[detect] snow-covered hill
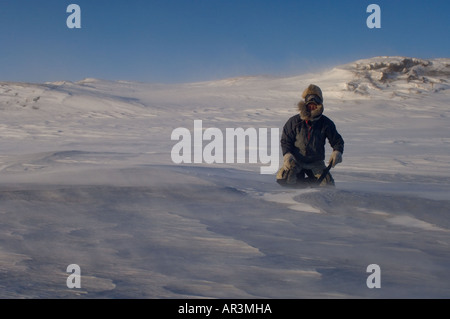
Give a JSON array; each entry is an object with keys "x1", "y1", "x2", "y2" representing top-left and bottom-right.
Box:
[{"x1": 0, "y1": 56, "x2": 449, "y2": 298}]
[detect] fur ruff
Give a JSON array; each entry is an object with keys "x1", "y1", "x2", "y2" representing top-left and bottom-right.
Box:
[
  {"x1": 298, "y1": 100, "x2": 324, "y2": 121},
  {"x1": 302, "y1": 84, "x2": 323, "y2": 101},
  {"x1": 299, "y1": 84, "x2": 324, "y2": 121}
]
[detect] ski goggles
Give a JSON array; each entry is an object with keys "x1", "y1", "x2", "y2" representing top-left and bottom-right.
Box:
[{"x1": 305, "y1": 94, "x2": 323, "y2": 105}]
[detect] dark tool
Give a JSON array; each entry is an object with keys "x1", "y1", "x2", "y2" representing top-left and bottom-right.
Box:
[{"x1": 316, "y1": 162, "x2": 333, "y2": 185}]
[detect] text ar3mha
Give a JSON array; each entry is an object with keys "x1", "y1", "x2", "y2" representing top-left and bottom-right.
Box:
[{"x1": 178, "y1": 303, "x2": 272, "y2": 316}]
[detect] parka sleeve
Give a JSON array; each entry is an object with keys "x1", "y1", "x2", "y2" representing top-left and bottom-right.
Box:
[
  {"x1": 326, "y1": 119, "x2": 344, "y2": 154},
  {"x1": 280, "y1": 116, "x2": 298, "y2": 156}
]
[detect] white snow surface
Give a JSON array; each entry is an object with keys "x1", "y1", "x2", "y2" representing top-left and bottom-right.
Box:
[{"x1": 0, "y1": 56, "x2": 449, "y2": 298}]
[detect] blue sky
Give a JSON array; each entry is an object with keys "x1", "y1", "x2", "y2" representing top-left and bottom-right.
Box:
[{"x1": 0, "y1": 0, "x2": 449, "y2": 83}]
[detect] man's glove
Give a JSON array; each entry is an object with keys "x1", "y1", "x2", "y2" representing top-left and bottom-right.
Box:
[
  {"x1": 328, "y1": 150, "x2": 342, "y2": 168},
  {"x1": 283, "y1": 153, "x2": 296, "y2": 170}
]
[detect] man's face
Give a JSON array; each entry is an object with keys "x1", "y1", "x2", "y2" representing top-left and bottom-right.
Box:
[{"x1": 307, "y1": 102, "x2": 318, "y2": 112}]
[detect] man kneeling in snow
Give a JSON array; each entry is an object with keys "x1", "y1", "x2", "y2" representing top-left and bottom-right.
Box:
[{"x1": 277, "y1": 84, "x2": 344, "y2": 187}]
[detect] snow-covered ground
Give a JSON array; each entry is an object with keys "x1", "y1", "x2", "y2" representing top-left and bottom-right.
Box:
[{"x1": 0, "y1": 56, "x2": 449, "y2": 298}]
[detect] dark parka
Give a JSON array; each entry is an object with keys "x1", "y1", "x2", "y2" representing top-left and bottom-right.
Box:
[{"x1": 281, "y1": 114, "x2": 344, "y2": 164}]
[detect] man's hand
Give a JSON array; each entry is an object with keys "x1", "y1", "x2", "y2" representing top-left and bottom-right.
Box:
[
  {"x1": 328, "y1": 150, "x2": 342, "y2": 168},
  {"x1": 283, "y1": 153, "x2": 296, "y2": 170}
]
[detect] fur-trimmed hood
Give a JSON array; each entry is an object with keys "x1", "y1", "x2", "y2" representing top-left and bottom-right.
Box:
[
  {"x1": 298, "y1": 101, "x2": 324, "y2": 121},
  {"x1": 298, "y1": 84, "x2": 324, "y2": 121}
]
